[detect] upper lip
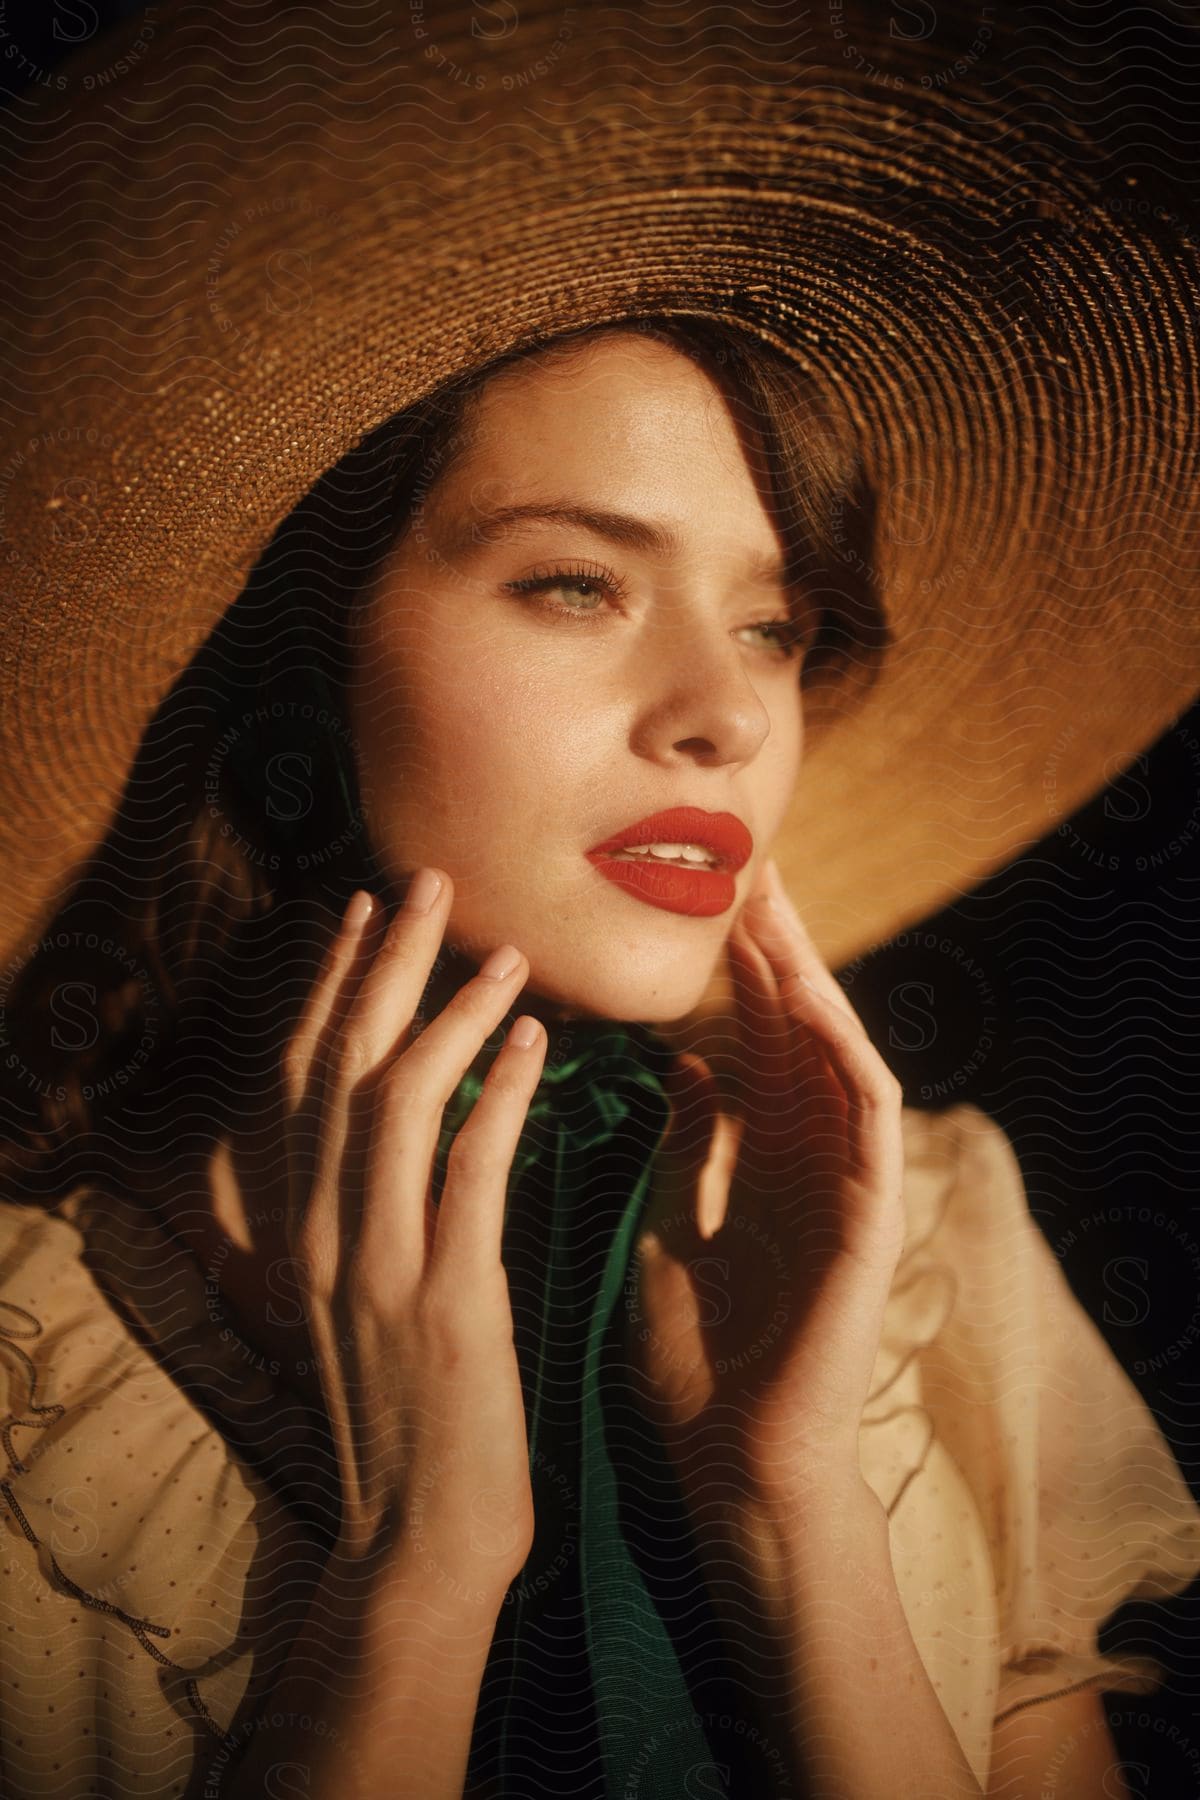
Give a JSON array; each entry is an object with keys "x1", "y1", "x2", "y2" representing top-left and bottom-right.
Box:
[{"x1": 586, "y1": 806, "x2": 754, "y2": 873}]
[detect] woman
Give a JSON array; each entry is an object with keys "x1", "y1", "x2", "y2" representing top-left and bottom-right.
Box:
[
  {"x1": 3, "y1": 312, "x2": 905, "y2": 1799},
  {"x1": 1, "y1": 5, "x2": 1200, "y2": 1799}
]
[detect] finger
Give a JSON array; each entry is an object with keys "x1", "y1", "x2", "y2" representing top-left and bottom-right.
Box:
[
  {"x1": 749, "y1": 858, "x2": 857, "y2": 1021},
  {"x1": 282, "y1": 892, "x2": 383, "y2": 1244},
  {"x1": 741, "y1": 890, "x2": 865, "y2": 1052},
  {"x1": 355, "y1": 944, "x2": 533, "y2": 1282},
  {"x1": 645, "y1": 1052, "x2": 730, "y2": 1241},
  {"x1": 726, "y1": 920, "x2": 844, "y2": 1210},
  {"x1": 726, "y1": 917, "x2": 830, "y2": 1112},
  {"x1": 736, "y1": 896, "x2": 867, "y2": 1123},
  {"x1": 323, "y1": 866, "x2": 453, "y2": 1096},
  {"x1": 773, "y1": 975, "x2": 903, "y2": 1191},
  {"x1": 427, "y1": 1013, "x2": 548, "y2": 1286},
  {"x1": 294, "y1": 878, "x2": 448, "y2": 1268},
  {"x1": 723, "y1": 915, "x2": 794, "y2": 1108},
  {"x1": 737, "y1": 901, "x2": 904, "y2": 1265},
  {"x1": 281, "y1": 888, "x2": 377, "y2": 1115}
]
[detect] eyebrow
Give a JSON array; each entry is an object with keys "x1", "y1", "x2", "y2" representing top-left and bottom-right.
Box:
[{"x1": 439, "y1": 500, "x2": 790, "y2": 586}]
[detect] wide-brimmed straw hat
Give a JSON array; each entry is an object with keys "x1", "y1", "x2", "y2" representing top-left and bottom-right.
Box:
[{"x1": 1, "y1": 0, "x2": 1198, "y2": 978}]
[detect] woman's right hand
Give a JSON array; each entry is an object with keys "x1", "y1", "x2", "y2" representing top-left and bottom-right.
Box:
[{"x1": 278, "y1": 871, "x2": 546, "y2": 1597}]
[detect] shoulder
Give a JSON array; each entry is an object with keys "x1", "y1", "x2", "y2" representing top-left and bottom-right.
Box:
[
  {"x1": 897, "y1": 1098, "x2": 1025, "y2": 1244},
  {"x1": 0, "y1": 1189, "x2": 324, "y2": 1797},
  {"x1": 885, "y1": 1106, "x2": 1200, "y2": 1733},
  {"x1": 0, "y1": 1191, "x2": 93, "y2": 1317},
  {"x1": 861, "y1": 1101, "x2": 1200, "y2": 1789},
  {"x1": 894, "y1": 1100, "x2": 1059, "y2": 1350}
]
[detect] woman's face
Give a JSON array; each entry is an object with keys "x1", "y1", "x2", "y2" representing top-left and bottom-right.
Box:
[{"x1": 347, "y1": 330, "x2": 811, "y2": 1025}]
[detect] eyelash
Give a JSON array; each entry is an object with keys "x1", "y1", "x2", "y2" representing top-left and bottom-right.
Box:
[{"x1": 503, "y1": 561, "x2": 813, "y2": 660}]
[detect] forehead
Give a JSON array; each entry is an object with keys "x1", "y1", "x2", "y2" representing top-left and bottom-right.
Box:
[
  {"x1": 438, "y1": 333, "x2": 778, "y2": 531},
  {"x1": 469, "y1": 332, "x2": 744, "y2": 443}
]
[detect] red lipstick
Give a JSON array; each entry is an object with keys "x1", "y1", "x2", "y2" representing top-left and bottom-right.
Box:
[{"x1": 585, "y1": 806, "x2": 753, "y2": 918}]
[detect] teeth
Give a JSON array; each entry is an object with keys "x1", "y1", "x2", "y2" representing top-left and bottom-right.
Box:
[{"x1": 610, "y1": 841, "x2": 720, "y2": 868}]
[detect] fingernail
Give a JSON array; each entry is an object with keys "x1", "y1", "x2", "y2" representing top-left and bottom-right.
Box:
[
  {"x1": 509, "y1": 1015, "x2": 542, "y2": 1048},
  {"x1": 405, "y1": 867, "x2": 443, "y2": 914},
  {"x1": 478, "y1": 943, "x2": 522, "y2": 981},
  {"x1": 345, "y1": 889, "x2": 374, "y2": 932}
]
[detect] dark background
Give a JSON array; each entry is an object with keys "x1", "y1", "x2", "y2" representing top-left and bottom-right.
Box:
[{"x1": 3, "y1": 1, "x2": 1198, "y2": 1791}]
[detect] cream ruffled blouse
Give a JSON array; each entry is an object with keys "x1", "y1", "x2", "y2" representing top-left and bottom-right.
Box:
[{"x1": 2, "y1": 1102, "x2": 1199, "y2": 1798}]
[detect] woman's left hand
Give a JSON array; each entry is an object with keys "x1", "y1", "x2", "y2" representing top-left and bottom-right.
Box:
[{"x1": 625, "y1": 856, "x2": 908, "y2": 1516}]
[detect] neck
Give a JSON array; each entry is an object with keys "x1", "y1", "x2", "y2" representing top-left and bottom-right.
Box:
[{"x1": 417, "y1": 936, "x2": 677, "y2": 1089}]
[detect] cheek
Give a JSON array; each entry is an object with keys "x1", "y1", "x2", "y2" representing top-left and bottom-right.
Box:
[
  {"x1": 788, "y1": 694, "x2": 805, "y2": 779},
  {"x1": 767, "y1": 687, "x2": 804, "y2": 778},
  {"x1": 752, "y1": 692, "x2": 804, "y2": 833},
  {"x1": 362, "y1": 619, "x2": 585, "y2": 814}
]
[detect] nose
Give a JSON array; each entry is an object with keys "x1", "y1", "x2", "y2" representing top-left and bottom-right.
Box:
[{"x1": 628, "y1": 605, "x2": 772, "y2": 768}]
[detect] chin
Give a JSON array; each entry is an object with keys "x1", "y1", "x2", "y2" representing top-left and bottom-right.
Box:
[{"x1": 522, "y1": 953, "x2": 722, "y2": 1032}]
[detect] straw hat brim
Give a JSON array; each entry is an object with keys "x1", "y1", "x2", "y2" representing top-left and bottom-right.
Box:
[{"x1": 1, "y1": 0, "x2": 1198, "y2": 975}]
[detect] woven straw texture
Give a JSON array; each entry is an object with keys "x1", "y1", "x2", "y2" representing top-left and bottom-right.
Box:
[{"x1": 0, "y1": 0, "x2": 1198, "y2": 968}]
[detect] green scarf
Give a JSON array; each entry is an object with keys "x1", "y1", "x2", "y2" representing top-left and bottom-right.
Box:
[{"x1": 433, "y1": 1019, "x2": 727, "y2": 1800}]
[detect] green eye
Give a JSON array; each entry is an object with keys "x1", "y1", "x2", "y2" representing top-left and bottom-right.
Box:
[
  {"x1": 508, "y1": 574, "x2": 611, "y2": 611},
  {"x1": 505, "y1": 566, "x2": 815, "y2": 660},
  {"x1": 504, "y1": 560, "x2": 625, "y2": 617},
  {"x1": 743, "y1": 618, "x2": 811, "y2": 658}
]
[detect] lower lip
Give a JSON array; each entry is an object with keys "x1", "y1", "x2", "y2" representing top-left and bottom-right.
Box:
[{"x1": 585, "y1": 853, "x2": 737, "y2": 917}]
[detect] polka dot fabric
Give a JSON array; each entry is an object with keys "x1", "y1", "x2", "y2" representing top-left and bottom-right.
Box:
[
  {"x1": 0, "y1": 1104, "x2": 1198, "y2": 1795},
  {"x1": 0, "y1": 1192, "x2": 329, "y2": 1799},
  {"x1": 868, "y1": 1106, "x2": 1200, "y2": 1787}
]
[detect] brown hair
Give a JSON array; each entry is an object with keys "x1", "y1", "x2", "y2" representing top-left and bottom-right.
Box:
[{"x1": 0, "y1": 314, "x2": 888, "y2": 1205}]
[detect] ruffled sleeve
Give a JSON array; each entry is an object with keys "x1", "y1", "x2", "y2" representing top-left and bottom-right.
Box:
[
  {"x1": 0, "y1": 1191, "x2": 328, "y2": 1800},
  {"x1": 861, "y1": 1102, "x2": 1200, "y2": 1786}
]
